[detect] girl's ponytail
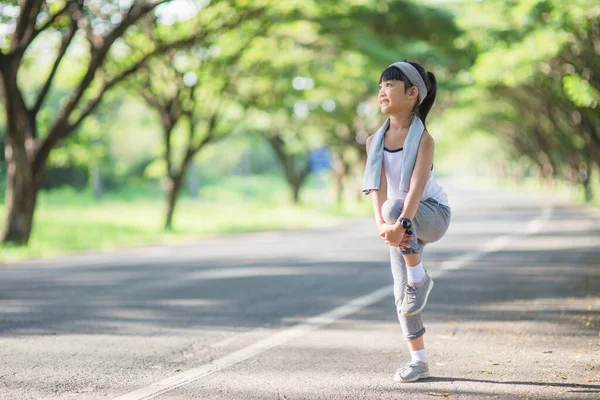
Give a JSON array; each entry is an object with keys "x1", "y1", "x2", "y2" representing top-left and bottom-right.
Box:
[{"x1": 417, "y1": 70, "x2": 437, "y2": 126}]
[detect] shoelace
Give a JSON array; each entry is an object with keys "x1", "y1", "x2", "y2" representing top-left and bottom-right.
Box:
[
  {"x1": 404, "y1": 283, "x2": 417, "y2": 301},
  {"x1": 400, "y1": 362, "x2": 422, "y2": 373}
]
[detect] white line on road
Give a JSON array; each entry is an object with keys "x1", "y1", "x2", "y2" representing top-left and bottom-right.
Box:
[
  {"x1": 433, "y1": 207, "x2": 552, "y2": 277},
  {"x1": 113, "y1": 207, "x2": 553, "y2": 400},
  {"x1": 114, "y1": 287, "x2": 391, "y2": 400}
]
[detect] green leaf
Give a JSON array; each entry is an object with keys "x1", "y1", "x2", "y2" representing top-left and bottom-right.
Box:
[{"x1": 563, "y1": 74, "x2": 600, "y2": 108}]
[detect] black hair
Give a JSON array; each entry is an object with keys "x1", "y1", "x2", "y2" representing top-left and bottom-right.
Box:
[{"x1": 379, "y1": 61, "x2": 437, "y2": 126}]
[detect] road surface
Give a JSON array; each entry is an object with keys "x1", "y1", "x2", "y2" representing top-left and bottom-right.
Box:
[{"x1": 0, "y1": 186, "x2": 598, "y2": 399}]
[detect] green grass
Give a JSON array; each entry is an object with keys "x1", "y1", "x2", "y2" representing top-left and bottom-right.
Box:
[
  {"x1": 0, "y1": 174, "x2": 371, "y2": 262},
  {"x1": 3, "y1": 171, "x2": 597, "y2": 262}
]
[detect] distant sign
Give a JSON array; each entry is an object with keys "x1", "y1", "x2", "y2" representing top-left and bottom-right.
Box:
[{"x1": 309, "y1": 147, "x2": 332, "y2": 172}]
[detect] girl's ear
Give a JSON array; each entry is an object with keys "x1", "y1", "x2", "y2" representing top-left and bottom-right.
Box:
[{"x1": 409, "y1": 86, "x2": 419, "y2": 99}]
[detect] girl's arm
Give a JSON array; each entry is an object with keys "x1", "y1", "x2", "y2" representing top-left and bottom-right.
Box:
[
  {"x1": 366, "y1": 135, "x2": 388, "y2": 231},
  {"x1": 398, "y1": 131, "x2": 435, "y2": 222},
  {"x1": 381, "y1": 131, "x2": 434, "y2": 245}
]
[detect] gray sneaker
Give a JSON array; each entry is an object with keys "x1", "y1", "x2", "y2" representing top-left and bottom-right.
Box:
[
  {"x1": 394, "y1": 361, "x2": 430, "y2": 382},
  {"x1": 400, "y1": 272, "x2": 434, "y2": 316}
]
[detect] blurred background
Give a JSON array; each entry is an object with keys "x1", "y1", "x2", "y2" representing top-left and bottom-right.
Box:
[{"x1": 0, "y1": 0, "x2": 598, "y2": 260}]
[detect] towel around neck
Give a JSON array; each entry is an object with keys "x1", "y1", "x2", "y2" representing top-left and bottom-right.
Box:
[{"x1": 362, "y1": 116, "x2": 425, "y2": 196}]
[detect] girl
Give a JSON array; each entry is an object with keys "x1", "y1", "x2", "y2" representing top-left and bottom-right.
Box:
[{"x1": 362, "y1": 61, "x2": 451, "y2": 382}]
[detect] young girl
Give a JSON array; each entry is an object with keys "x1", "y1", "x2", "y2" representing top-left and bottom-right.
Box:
[{"x1": 362, "y1": 61, "x2": 451, "y2": 382}]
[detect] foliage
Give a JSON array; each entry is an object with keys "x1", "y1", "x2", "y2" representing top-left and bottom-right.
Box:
[
  {"x1": 441, "y1": 0, "x2": 599, "y2": 200},
  {"x1": 3, "y1": 0, "x2": 599, "y2": 248}
]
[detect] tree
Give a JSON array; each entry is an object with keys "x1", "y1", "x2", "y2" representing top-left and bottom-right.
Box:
[
  {"x1": 0, "y1": 0, "x2": 269, "y2": 244},
  {"x1": 130, "y1": 5, "x2": 274, "y2": 229},
  {"x1": 450, "y1": 0, "x2": 600, "y2": 197},
  {"x1": 0, "y1": 0, "x2": 205, "y2": 244},
  {"x1": 231, "y1": 20, "x2": 326, "y2": 204},
  {"x1": 133, "y1": 57, "x2": 241, "y2": 229}
]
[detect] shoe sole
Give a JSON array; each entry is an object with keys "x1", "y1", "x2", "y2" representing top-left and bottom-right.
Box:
[
  {"x1": 394, "y1": 371, "x2": 431, "y2": 383},
  {"x1": 402, "y1": 279, "x2": 434, "y2": 317}
]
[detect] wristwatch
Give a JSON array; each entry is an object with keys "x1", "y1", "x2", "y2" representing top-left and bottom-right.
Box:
[
  {"x1": 398, "y1": 217, "x2": 412, "y2": 230},
  {"x1": 398, "y1": 217, "x2": 413, "y2": 235}
]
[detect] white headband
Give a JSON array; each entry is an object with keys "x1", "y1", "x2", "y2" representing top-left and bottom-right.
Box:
[{"x1": 388, "y1": 62, "x2": 428, "y2": 104}]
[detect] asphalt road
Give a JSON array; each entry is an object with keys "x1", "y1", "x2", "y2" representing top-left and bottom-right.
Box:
[{"x1": 0, "y1": 186, "x2": 598, "y2": 400}]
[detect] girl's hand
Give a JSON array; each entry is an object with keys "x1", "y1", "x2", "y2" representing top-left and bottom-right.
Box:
[
  {"x1": 380, "y1": 225, "x2": 406, "y2": 247},
  {"x1": 381, "y1": 225, "x2": 414, "y2": 248},
  {"x1": 376, "y1": 219, "x2": 388, "y2": 236},
  {"x1": 384, "y1": 231, "x2": 414, "y2": 248},
  {"x1": 397, "y1": 232, "x2": 413, "y2": 249}
]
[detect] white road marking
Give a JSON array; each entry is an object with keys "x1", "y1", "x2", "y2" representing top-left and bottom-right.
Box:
[
  {"x1": 113, "y1": 207, "x2": 553, "y2": 400},
  {"x1": 434, "y1": 207, "x2": 552, "y2": 277},
  {"x1": 114, "y1": 287, "x2": 391, "y2": 400}
]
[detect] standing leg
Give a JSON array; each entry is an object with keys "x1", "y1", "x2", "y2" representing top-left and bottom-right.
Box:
[
  {"x1": 381, "y1": 198, "x2": 451, "y2": 382},
  {"x1": 384, "y1": 202, "x2": 430, "y2": 382},
  {"x1": 389, "y1": 245, "x2": 430, "y2": 382}
]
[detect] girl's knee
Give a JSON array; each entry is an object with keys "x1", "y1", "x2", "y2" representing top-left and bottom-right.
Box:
[{"x1": 382, "y1": 199, "x2": 403, "y2": 224}]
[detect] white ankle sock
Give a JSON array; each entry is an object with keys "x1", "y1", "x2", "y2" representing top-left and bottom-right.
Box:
[
  {"x1": 406, "y1": 262, "x2": 425, "y2": 285},
  {"x1": 410, "y1": 349, "x2": 427, "y2": 364}
]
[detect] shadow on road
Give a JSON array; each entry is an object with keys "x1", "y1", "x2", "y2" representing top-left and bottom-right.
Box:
[
  {"x1": 423, "y1": 376, "x2": 600, "y2": 389},
  {"x1": 0, "y1": 204, "x2": 597, "y2": 340}
]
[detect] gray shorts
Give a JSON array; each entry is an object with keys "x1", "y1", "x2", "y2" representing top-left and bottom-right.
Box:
[{"x1": 382, "y1": 198, "x2": 451, "y2": 254}]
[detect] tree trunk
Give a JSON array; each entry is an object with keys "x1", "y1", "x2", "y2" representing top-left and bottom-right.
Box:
[
  {"x1": 290, "y1": 158, "x2": 312, "y2": 205},
  {"x1": 264, "y1": 136, "x2": 310, "y2": 205},
  {"x1": 2, "y1": 148, "x2": 38, "y2": 244},
  {"x1": 164, "y1": 173, "x2": 182, "y2": 231},
  {"x1": 164, "y1": 155, "x2": 193, "y2": 231},
  {"x1": 291, "y1": 179, "x2": 301, "y2": 204},
  {"x1": 1, "y1": 58, "x2": 41, "y2": 245},
  {"x1": 581, "y1": 158, "x2": 593, "y2": 203}
]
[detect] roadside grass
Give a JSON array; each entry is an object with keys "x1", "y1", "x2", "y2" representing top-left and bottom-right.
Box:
[
  {"x1": 3, "y1": 172, "x2": 594, "y2": 263},
  {"x1": 0, "y1": 174, "x2": 371, "y2": 262}
]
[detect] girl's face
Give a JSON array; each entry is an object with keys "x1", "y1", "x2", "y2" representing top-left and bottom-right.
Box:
[{"x1": 378, "y1": 79, "x2": 418, "y2": 115}]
